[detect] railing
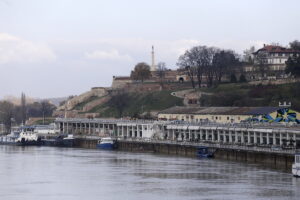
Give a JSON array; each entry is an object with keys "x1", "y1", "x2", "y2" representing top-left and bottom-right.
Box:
[
  {"x1": 118, "y1": 138, "x2": 296, "y2": 155},
  {"x1": 55, "y1": 118, "x2": 156, "y2": 124}
]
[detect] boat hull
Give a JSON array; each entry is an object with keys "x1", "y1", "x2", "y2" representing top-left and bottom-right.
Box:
[
  {"x1": 17, "y1": 138, "x2": 42, "y2": 146},
  {"x1": 96, "y1": 143, "x2": 115, "y2": 150},
  {"x1": 42, "y1": 138, "x2": 75, "y2": 147},
  {"x1": 196, "y1": 146, "x2": 213, "y2": 158},
  {"x1": 292, "y1": 164, "x2": 300, "y2": 177},
  {"x1": 0, "y1": 141, "x2": 17, "y2": 145},
  {"x1": 63, "y1": 139, "x2": 75, "y2": 147}
]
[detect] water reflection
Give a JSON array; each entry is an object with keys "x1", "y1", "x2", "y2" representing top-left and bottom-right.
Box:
[{"x1": 0, "y1": 145, "x2": 299, "y2": 200}]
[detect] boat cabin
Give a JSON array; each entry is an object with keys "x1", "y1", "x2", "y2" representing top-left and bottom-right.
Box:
[{"x1": 295, "y1": 153, "x2": 300, "y2": 165}]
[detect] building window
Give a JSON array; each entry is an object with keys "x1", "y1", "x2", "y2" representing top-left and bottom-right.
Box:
[
  {"x1": 215, "y1": 116, "x2": 218, "y2": 120},
  {"x1": 227, "y1": 117, "x2": 229, "y2": 120}
]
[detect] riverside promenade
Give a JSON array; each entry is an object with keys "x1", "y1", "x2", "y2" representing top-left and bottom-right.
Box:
[
  {"x1": 55, "y1": 118, "x2": 300, "y2": 149},
  {"x1": 55, "y1": 118, "x2": 300, "y2": 170}
]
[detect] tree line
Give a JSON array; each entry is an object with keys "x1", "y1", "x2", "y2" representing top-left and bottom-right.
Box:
[
  {"x1": 177, "y1": 46, "x2": 240, "y2": 88},
  {"x1": 128, "y1": 40, "x2": 300, "y2": 87},
  {"x1": 0, "y1": 93, "x2": 56, "y2": 133}
]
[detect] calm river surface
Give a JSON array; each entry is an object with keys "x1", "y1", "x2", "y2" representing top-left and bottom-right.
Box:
[{"x1": 0, "y1": 145, "x2": 299, "y2": 200}]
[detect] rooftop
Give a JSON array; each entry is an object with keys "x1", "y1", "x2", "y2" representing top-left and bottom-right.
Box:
[{"x1": 253, "y1": 45, "x2": 300, "y2": 54}]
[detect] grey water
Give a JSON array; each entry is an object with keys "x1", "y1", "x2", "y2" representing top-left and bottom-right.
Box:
[{"x1": 0, "y1": 146, "x2": 299, "y2": 200}]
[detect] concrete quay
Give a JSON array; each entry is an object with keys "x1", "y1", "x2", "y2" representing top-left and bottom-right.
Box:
[
  {"x1": 55, "y1": 118, "x2": 300, "y2": 170},
  {"x1": 74, "y1": 137, "x2": 294, "y2": 171},
  {"x1": 55, "y1": 118, "x2": 300, "y2": 148}
]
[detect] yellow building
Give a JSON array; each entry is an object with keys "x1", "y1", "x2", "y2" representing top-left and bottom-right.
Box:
[{"x1": 158, "y1": 106, "x2": 300, "y2": 124}]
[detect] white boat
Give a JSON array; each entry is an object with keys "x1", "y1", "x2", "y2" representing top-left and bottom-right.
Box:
[
  {"x1": 16, "y1": 126, "x2": 41, "y2": 146},
  {"x1": 292, "y1": 151, "x2": 300, "y2": 177},
  {"x1": 0, "y1": 131, "x2": 20, "y2": 145}
]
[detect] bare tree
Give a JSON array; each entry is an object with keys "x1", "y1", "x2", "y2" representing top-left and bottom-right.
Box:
[
  {"x1": 178, "y1": 46, "x2": 222, "y2": 88},
  {"x1": 213, "y1": 50, "x2": 240, "y2": 84},
  {"x1": 177, "y1": 52, "x2": 197, "y2": 88},
  {"x1": 40, "y1": 100, "x2": 56, "y2": 124},
  {"x1": 21, "y1": 92, "x2": 26, "y2": 124},
  {"x1": 156, "y1": 62, "x2": 167, "y2": 86},
  {"x1": 130, "y1": 62, "x2": 151, "y2": 82},
  {"x1": 109, "y1": 89, "x2": 130, "y2": 117},
  {"x1": 0, "y1": 101, "x2": 14, "y2": 133},
  {"x1": 202, "y1": 47, "x2": 218, "y2": 87},
  {"x1": 255, "y1": 50, "x2": 269, "y2": 78},
  {"x1": 290, "y1": 40, "x2": 300, "y2": 51},
  {"x1": 243, "y1": 46, "x2": 255, "y2": 63}
]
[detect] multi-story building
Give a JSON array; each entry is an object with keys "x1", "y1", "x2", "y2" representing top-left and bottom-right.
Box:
[
  {"x1": 158, "y1": 106, "x2": 300, "y2": 124},
  {"x1": 252, "y1": 44, "x2": 300, "y2": 73}
]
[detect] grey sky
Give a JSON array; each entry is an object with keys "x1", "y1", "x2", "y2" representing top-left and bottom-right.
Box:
[{"x1": 0, "y1": 0, "x2": 300, "y2": 98}]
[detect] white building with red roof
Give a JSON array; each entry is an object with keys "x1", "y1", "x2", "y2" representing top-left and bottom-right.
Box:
[{"x1": 253, "y1": 44, "x2": 300, "y2": 72}]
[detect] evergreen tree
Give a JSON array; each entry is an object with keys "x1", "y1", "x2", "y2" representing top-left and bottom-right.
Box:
[
  {"x1": 286, "y1": 56, "x2": 300, "y2": 77},
  {"x1": 239, "y1": 74, "x2": 247, "y2": 82},
  {"x1": 230, "y1": 74, "x2": 237, "y2": 83}
]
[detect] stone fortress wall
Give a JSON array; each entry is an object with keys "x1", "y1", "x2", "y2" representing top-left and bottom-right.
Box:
[{"x1": 57, "y1": 87, "x2": 108, "y2": 111}]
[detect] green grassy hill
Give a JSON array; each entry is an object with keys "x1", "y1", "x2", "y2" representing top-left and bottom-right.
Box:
[
  {"x1": 83, "y1": 90, "x2": 183, "y2": 118},
  {"x1": 199, "y1": 82, "x2": 300, "y2": 110}
]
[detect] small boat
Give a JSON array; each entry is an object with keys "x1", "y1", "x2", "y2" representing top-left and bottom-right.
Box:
[
  {"x1": 16, "y1": 126, "x2": 42, "y2": 146},
  {"x1": 96, "y1": 137, "x2": 116, "y2": 150},
  {"x1": 292, "y1": 151, "x2": 300, "y2": 177},
  {"x1": 42, "y1": 134, "x2": 75, "y2": 147},
  {"x1": 62, "y1": 134, "x2": 75, "y2": 147},
  {"x1": 196, "y1": 146, "x2": 213, "y2": 158}
]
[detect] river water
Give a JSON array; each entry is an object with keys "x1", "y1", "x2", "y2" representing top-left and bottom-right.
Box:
[{"x1": 0, "y1": 146, "x2": 299, "y2": 200}]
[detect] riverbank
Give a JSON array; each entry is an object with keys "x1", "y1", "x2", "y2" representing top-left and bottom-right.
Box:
[{"x1": 75, "y1": 138, "x2": 294, "y2": 172}]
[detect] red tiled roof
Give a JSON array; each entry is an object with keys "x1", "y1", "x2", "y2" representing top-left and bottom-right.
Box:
[{"x1": 254, "y1": 45, "x2": 300, "y2": 54}]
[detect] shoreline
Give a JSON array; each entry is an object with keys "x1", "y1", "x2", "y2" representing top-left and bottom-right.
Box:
[{"x1": 75, "y1": 138, "x2": 294, "y2": 173}]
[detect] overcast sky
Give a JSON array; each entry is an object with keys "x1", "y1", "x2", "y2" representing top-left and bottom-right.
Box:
[{"x1": 1, "y1": 0, "x2": 300, "y2": 99}]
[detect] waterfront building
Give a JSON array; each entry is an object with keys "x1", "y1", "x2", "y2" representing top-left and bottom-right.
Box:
[
  {"x1": 55, "y1": 118, "x2": 162, "y2": 139},
  {"x1": 158, "y1": 106, "x2": 300, "y2": 124},
  {"x1": 250, "y1": 44, "x2": 300, "y2": 76},
  {"x1": 55, "y1": 117, "x2": 300, "y2": 148}
]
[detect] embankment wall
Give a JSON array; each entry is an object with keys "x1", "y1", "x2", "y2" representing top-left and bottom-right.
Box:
[{"x1": 76, "y1": 139, "x2": 294, "y2": 171}]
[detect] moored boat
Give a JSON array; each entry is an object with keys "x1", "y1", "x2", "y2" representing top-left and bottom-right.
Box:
[
  {"x1": 62, "y1": 134, "x2": 75, "y2": 147},
  {"x1": 16, "y1": 126, "x2": 42, "y2": 146},
  {"x1": 42, "y1": 134, "x2": 76, "y2": 147},
  {"x1": 0, "y1": 131, "x2": 20, "y2": 145},
  {"x1": 292, "y1": 151, "x2": 300, "y2": 177},
  {"x1": 196, "y1": 146, "x2": 213, "y2": 158},
  {"x1": 96, "y1": 137, "x2": 116, "y2": 150}
]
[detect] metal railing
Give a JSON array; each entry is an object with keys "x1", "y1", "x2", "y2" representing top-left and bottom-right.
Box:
[{"x1": 117, "y1": 138, "x2": 296, "y2": 155}]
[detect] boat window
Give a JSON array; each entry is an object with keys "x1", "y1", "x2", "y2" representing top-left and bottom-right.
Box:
[{"x1": 296, "y1": 155, "x2": 300, "y2": 163}]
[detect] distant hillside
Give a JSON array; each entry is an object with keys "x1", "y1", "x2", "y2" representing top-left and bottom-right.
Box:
[
  {"x1": 2, "y1": 96, "x2": 67, "y2": 106},
  {"x1": 46, "y1": 97, "x2": 68, "y2": 106}
]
